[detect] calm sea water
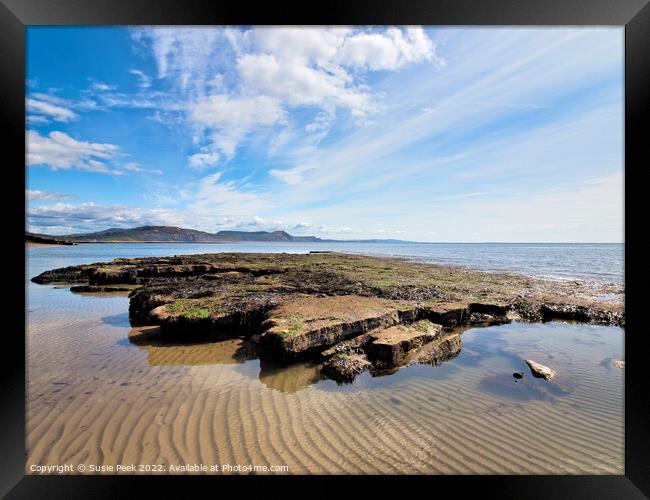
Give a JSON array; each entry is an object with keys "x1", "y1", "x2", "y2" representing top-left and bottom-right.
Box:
[{"x1": 27, "y1": 242, "x2": 623, "y2": 283}]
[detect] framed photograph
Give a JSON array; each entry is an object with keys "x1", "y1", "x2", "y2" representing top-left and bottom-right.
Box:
[{"x1": 2, "y1": 0, "x2": 648, "y2": 497}]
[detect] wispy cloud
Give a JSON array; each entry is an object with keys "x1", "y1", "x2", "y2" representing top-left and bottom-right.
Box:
[
  {"x1": 269, "y1": 164, "x2": 318, "y2": 185},
  {"x1": 27, "y1": 97, "x2": 77, "y2": 122},
  {"x1": 26, "y1": 130, "x2": 122, "y2": 175},
  {"x1": 131, "y1": 27, "x2": 225, "y2": 97},
  {"x1": 130, "y1": 26, "x2": 442, "y2": 162},
  {"x1": 187, "y1": 151, "x2": 219, "y2": 169},
  {"x1": 27, "y1": 202, "x2": 180, "y2": 235},
  {"x1": 89, "y1": 80, "x2": 116, "y2": 92},
  {"x1": 26, "y1": 130, "x2": 160, "y2": 176},
  {"x1": 120, "y1": 162, "x2": 163, "y2": 175},
  {"x1": 26, "y1": 27, "x2": 623, "y2": 241},
  {"x1": 26, "y1": 189, "x2": 72, "y2": 201},
  {"x1": 189, "y1": 171, "x2": 270, "y2": 215},
  {"x1": 129, "y1": 69, "x2": 152, "y2": 89},
  {"x1": 190, "y1": 94, "x2": 285, "y2": 157}
]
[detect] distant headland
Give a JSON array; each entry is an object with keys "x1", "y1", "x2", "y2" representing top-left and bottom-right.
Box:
[{"x1": 25, "y1": 225, "x2": 411, "y2": 244}]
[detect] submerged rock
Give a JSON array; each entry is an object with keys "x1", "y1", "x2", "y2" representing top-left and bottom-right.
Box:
[{"x1": 525, "y1": 359, "x2": 556, "y2": 380}]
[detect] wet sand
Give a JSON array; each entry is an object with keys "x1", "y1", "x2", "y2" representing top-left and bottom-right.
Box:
[{"x1": 26, "y1": 285, "x2": 623, "y2": 474}]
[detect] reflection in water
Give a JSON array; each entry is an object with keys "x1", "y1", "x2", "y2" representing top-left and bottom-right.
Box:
[
  {"x1": 122, "y1": 319, "x2": 606, "y2": 409},
  {"x1": 128, "y1": 327, "x2": 324, "y2": 393},
  {"x1": 103, "y1": 312, "x2": 131, "y2": 328},
  {"x1": 258, "y1": 359, "x2": 324, "y2": 394},
  {"x1": 126, "y1": 325, "x2": 466, "y2": 393},
  {"x1": 128, "y1": 327, "x2": 257, "y2": 366},
  {"x1": 478, "y1": 372, "x2": 571, "y2": 402}
]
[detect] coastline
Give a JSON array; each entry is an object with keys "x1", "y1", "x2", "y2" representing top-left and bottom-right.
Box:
[{"x1": 26, "y1": 249, "x2": 625, "y2": 474}]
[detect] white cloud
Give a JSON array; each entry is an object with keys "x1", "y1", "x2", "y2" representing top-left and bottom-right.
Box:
[
  {"x1": 250, "y1": 27, "x2": 350, "y2": 64},
  {"x1": 276, "y1": 29, "x2": 623, "y2": 205},
  {"x1": 120, "y1": 162, "x2": 163, "y2": 174},
  {"x1": 30, "y1": 92, "x2": 73, "y2": 107},
  {"x1": 132, "y1": 27, "x2": 223, "y2": 97},
  {"x1": 30, "y1": 91, "x2": 99, "y2": 113},
  {"x1": 430, "y1": 172, "x2": 624, "y2": 242},
  {"x1": 129, "y1": 69, "x2": 152, "y2": 89},
  {"x1": 336, "y1": 27, "x2": 440, "y2": 70},
  {"x1": 190, "y1": 171, "x2": 270, "y2": 214},
  {"x1": 27, "y1": 169, "x2": 274, "y2": 234},
  {"x1": 191, "y1": 94, "x2": 284, "y2": 129},
  {"x1": 235, "y1": 27, "x2": 439, "y2": 116},
  {"x1": 92, "y1": 93, "x2": 161, "y2": 110},
  {"x1": 305, "y1": 107, "x2": 335, "y2": 134},
  {"x1": 190, "y1": 94, "x2": 284, "y2": 157},
  {"x1": 26, "y1": 201, "x2": 319, "y2": 237},
  {"x1": 236, "y1": 53, "x2": 371, "y2": 113},
  {"x1": 27, "y1": 202, "x2": 180, "y2": 234},
  {"x1": 26, "y1": 130, "x2": 122, "y2": 175},
  {"x1": 26, "y1": 189, "x2": 72, "y2": 201},
  {"x1": 27, "y1": 115, "x2": 50, "y2": 125},
  {"x1": 267, "y1": 127, "x2": 296, "y2": 157},
  {"x1": 187, "y1": 152, "x2": 220, "y2": 168},
  {"x1": 90, "y1": 81, "x2": 116, "y2": 92},
  {"x1": 269, "y1": 164, "x2": 318, "y2": 185},
  {"x1": 136, "y1": 26, "x2": 439, "y2": 164},
  {"x1": 26, "y1": 98, "x2": 77, "y2": 122}
]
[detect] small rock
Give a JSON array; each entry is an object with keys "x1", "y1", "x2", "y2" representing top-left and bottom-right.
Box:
[
  {"x1": 612, "y1": 359, "x2": 625, "y2": 369},
  {"x1": 513, "y1": 372, "x2": 523, "y2": 379},
  {"x1": 321, "y1": 353, "x2": 371, "y2": 383},
  {"x1": 525, "y1": 359, "x2": 556, "y2": 380}
]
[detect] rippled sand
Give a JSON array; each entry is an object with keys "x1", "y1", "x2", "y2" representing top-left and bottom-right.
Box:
[{"x1": 25, "y1": 279, "x2": 624, "y2": 475}]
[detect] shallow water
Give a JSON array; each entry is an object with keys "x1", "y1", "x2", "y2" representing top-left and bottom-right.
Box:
[{"x1": 26, "y1": 245, "x2": 624, "y2": 474}]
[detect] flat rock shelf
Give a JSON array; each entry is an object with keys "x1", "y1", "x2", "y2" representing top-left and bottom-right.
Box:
[{"x1": 32, "y1": 252, "x2": 624, "y2": 383}]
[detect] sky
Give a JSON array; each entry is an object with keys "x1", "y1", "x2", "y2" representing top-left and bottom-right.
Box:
[{"x1": 26, "y1": 26, "x2": 624, "y2": 242}]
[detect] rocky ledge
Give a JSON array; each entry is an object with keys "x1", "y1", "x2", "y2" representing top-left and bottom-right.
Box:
[{"x1": 31, "y1": 252, "x2": 624, "y2": 383}]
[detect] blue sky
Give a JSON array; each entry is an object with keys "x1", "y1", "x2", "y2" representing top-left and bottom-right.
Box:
[{"x1": 26, "y1": 27, "x2": 623, "y2": 242}]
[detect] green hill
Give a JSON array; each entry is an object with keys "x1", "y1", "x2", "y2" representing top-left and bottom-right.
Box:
[{"x1": 45, "y1": 225, "x2": 323, "y2": 243}]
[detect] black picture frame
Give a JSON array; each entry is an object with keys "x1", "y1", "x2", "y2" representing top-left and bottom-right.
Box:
[{"x1": 2, "y1": 0, "x2": 648, "y2": 497}]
